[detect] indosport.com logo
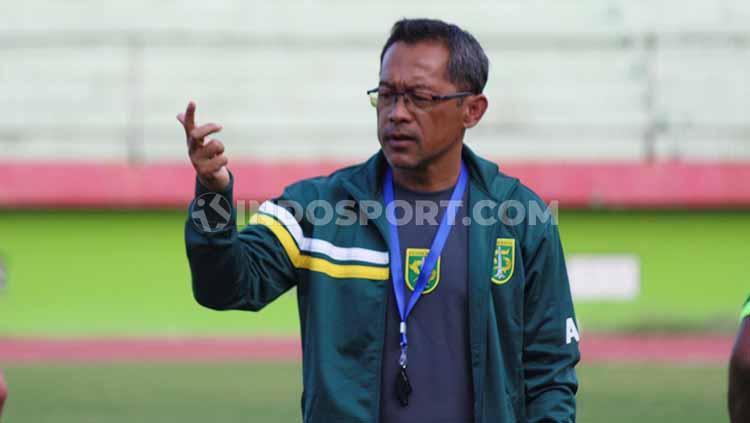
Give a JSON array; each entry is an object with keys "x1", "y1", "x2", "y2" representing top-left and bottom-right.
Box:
[
  {"x1": 191, "y1": 194, "x2": 560, "y2": 232},
  {"x1": 191, "y1": 193, "x2": 233, "y2": 232}
]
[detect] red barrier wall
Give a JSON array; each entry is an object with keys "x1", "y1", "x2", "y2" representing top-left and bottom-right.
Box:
[{"x1": 1, "y1": 161, "x2": 749, "y2": 209}]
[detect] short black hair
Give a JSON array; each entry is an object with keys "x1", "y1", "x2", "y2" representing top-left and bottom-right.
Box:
[{"x1": 379, "y1": 18, "x2": 489, "y2": 94}]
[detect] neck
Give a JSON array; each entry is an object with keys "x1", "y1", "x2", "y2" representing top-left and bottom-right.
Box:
[{"x1": 392, "y1": 143, "x2": 463, "y2": 192}]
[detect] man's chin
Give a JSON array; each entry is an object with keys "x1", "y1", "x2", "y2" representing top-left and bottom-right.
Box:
[{"x1": 382, "y1": 149, "x2": 421, "y2": 170}]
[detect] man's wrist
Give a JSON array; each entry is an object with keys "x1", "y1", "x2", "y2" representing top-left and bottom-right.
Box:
[
  {"x1": 195, "y1": 171, "x2": 234, "y2": 197},
  {"x1": 189, "y1": 171, "x2": 236, "y2": 234}
]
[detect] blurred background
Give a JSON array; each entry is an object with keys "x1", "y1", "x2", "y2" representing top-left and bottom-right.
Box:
[{"x1": 1, "y1": 1, "x2": 748, "y2": 422}]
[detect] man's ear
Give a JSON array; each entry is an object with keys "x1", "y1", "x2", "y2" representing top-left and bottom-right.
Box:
[{"x1": 463, "y1": 94, "x2": 488, "y2": 129}]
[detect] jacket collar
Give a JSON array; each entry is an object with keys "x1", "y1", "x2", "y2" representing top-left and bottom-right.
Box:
[{"x1": 342, "y1": 144, "x2": 510, "y2": 202}]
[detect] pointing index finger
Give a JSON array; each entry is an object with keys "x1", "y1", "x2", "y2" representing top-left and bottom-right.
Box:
[
  {"x1": 185, "y1": 101, "x2": 196, "y2": 128},
  {"x1": 178, "y1": 101, "x2": 196, "y2": 135}
]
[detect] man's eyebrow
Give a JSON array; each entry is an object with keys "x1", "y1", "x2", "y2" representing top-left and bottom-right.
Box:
[{"x1": 378, "y1": 81, "x2": 434, "y2": 90}]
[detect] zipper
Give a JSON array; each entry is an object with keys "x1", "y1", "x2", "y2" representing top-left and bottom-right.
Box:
[{"x1": 342, "y1": 179, "x2": 389, "y2": 423}]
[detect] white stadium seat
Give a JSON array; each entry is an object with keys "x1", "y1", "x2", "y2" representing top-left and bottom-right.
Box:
[{"x1": 1, "y1": 0, "x2": 749, "y2": 162}]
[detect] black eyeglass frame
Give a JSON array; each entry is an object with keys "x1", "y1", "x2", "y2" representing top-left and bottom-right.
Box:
[{"x1": 366, "y1": 87, "x2": 475, "y2": 109}]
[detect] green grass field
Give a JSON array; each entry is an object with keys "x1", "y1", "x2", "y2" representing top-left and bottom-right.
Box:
[
  {"x1": 1, "y1": 362, "x2": 729, "y2": 423},
  {"x1": 0, "y1": 209, "x2": 748, "y2": 336},
  {"x1": 0, "y1": 209, "x2": 742, "y2": 422}
]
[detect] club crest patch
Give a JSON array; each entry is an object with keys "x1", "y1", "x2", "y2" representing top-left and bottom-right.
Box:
[
  {"x1": 491, "y1": 238, "x2": 515, "y2": 285},
  {"x1": 405, "y1": 248, "x2": 440, "y2": 294}
]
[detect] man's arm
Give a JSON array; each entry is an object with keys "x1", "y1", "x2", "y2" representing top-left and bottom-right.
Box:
[
  {"x1": 729, "y1": 299, "x2": 750, "y2": 423},
  {"x1": 523, "y1": 219, "x2": 580, "y2": 423},
  {"x1": 185, "y1": 176, "x2": 298, "y2": 311},
  {"x1": 179, "y1": 102, "x2": 298, "y2": 311}
]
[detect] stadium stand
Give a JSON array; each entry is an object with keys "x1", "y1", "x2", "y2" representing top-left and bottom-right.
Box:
[{"x1": 1, "y1": 0, "x2": 749, "y2": 207}]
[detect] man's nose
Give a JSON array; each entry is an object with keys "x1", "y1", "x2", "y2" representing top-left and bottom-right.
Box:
[{"x1": 388, "y1": 94, "x2": 412, "y2": 123}]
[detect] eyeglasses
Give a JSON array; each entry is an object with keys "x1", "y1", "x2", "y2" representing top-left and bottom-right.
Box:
[{"x1": 366, "y1": 87, "x2": 474, "y2": 111}]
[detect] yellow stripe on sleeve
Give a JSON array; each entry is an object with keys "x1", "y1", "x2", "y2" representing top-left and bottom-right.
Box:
[{"x1": 250, "y1": 213, "x2": 389, "y2": 281}]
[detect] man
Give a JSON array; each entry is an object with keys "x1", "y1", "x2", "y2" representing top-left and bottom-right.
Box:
[
  {"x1": 181, "y1": 18, "x2": 579, "y2": 423},
  {"x1": 0, "y1": 370, "x2": 7, "y2": 419},
  {"x1": 729, "y1": 295, "x2": 750, "y2": 423}
]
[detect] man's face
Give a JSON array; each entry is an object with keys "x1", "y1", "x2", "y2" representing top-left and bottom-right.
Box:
[{"x1": 376, "y1": 41, "x2": 468, "y2": 170}]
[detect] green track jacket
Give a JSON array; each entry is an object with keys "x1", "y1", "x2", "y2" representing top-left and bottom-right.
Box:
[{"x1": 185, "y1": 146, "x2": 580, "y2": 423}]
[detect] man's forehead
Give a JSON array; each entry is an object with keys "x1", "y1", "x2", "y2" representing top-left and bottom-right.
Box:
[{"x1": 379, "y1": 41, "x2": 450, "y2": 87}]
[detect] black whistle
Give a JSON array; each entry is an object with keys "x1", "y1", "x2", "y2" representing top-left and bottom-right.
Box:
[{"x1": 396, "y1": 366, "x2": 412, "y2": 406}]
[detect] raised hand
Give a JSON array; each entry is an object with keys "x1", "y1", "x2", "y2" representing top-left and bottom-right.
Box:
[{"x1": 177, "y1": 101, "x2": 231, "y2": 192}]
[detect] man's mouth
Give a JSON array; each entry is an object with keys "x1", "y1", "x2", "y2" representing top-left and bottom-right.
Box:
[{"x1": 384, "y1": 133, "x2": 418, "y2": 145}]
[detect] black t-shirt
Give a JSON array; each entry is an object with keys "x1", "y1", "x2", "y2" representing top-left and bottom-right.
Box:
[{"x1": 380, "y1": 182, "x2": 473, "y2": 423}]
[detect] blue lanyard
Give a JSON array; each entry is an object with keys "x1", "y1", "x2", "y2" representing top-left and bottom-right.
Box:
[{"x1": 383, "y1": 162, "x2": 468, "y2": 368}]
